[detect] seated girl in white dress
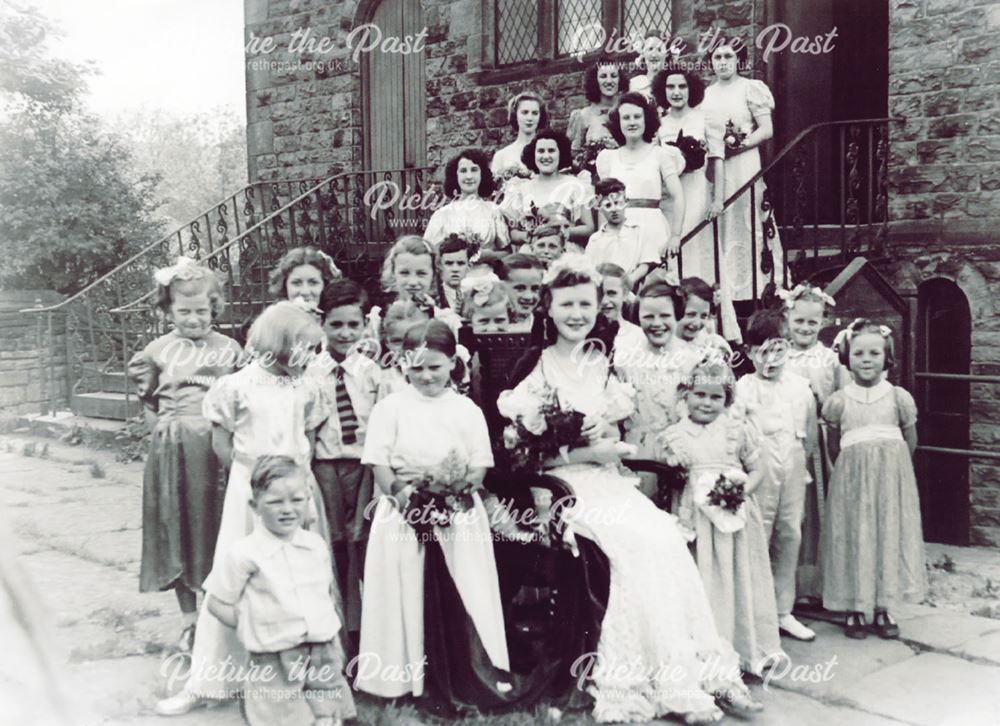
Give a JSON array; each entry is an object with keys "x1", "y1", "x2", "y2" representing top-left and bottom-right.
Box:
[{"x1": 498, "y1": 253, "x2": 762, "y2": 724}]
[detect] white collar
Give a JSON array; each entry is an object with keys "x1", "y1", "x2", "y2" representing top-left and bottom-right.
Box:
[{"x1": 843, "y1": 379, "x2": 892, "y2": 403}]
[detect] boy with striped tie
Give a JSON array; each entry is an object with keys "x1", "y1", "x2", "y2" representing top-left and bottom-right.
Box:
[{"x1": 311, "y1": 279, "x2": 381, "y2": 655}]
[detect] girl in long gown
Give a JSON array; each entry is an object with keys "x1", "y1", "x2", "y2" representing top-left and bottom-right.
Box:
[
  {"x1": 499, "y1": 253, "x2": 762, "y2": 724},
  {"x1": 358, "y1": 320, "x2": 512, "y2": 708},
  {"x1": 127, "y1": 258, "x2": 242, "y2": 649},
  {"x1": 501, "y1": 129, "x2": 595, "y2": 249},
  {"x1": 567, "y1": 58, "x2": 626, "y2": 156},
  {"x1": 822, "y1": 319, "x2": 925, "y2": 639},
  {"x1": 491, "y1": 91, "x2": 547, "y2": 183},
  {"x1": 596, "y1": 92, "x2": 685, "y2": 283},
  {"x1": 658, "y1": 359, "x2": 785, "y2": 674},
  {"x1": 424, "y1": 148, "x2": 510, "y2": 250},
  {"x1": 701, "y1": 38, "x2": 785, "y2": 305}
]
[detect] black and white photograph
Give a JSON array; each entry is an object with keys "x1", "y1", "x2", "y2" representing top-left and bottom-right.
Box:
[{"x1": 1, "y1": 0, "x2": 999, "y2": 724}]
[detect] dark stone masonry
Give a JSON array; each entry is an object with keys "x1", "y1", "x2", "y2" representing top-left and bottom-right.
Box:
[{"x1": 242, "y1": 0, "x2": 1000, "y2": 545}]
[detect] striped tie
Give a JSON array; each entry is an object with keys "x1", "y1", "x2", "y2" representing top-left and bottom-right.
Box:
[{"x1": 334, "y1": 365, "x2": 358, "y2": 445}]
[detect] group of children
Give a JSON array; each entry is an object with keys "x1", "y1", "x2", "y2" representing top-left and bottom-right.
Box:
[{"x1": 130, "y1": 225, "x2": 926, "y2": 723}]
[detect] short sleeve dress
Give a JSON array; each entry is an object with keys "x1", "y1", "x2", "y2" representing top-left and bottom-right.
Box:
[
  {"x1": 498, "y1": 349, "x2": 751, "y2": 722},
  {"x1": 658, "y1": 412, "x2": 783, "y2": 674},
  {"x1": 701, "y1": 77, "x2": 785, "y2": 301},
  {"x1": 357, "y1": 386, "x2": 509, "y2": 706},
  {"x1": 127, "y1": 330, "x2": 242, "y2": 594},
  {"x1": 820, "y1": 381, "x2": 926, "y2": 614}
]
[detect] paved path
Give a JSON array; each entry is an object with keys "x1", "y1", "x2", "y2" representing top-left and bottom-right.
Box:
[{"x1": 1, "y1": 434, "x2": 999, "y2": 725}]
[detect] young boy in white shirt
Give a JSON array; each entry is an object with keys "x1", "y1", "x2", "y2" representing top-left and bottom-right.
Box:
[
  {"x1": 208, "y1": 455, "x2": 356, "y2": 726},
  {"x1": 586, "y1": 177, "x2": 663, "y2": 286}
]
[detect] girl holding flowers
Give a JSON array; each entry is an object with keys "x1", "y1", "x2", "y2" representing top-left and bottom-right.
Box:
[
  {"x1": 499, "y1": 253, "x2": 761, "y2": 724},
  {"x1": 358, "y1": 320, "x2": 512, "y2": 708},
  {"x1": 659, "y1": 357, "x2": 784, "y2": 674}
]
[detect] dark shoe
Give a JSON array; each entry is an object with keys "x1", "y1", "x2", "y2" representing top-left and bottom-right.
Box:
[
  {"x1": 845, "y1": 612, "x2": 868, "y2": 639},
  {"x1": 873, "y1": 609, "x2": 900, "y2": 639}
]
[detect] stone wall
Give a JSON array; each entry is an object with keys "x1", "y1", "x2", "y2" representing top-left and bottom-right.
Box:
[
  {"x1": 887, "y1": 0, "x2": 1000, "y2": 546},
  {"x1": 0, "y1": 291, "x2": 69, "y2": 416},
  {"x1": 243, "y1": 0, "x2": 764, "y2": 182}
]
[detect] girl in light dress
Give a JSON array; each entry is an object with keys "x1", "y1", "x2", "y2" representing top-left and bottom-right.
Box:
[
  {"x1": 567, "y1": 57, "x2": 626, "y2": 156},
  {"x1": 501, "y1": 129, "x2": 595, "y2": 249},
  {"x1": 658, "y1": 358, "x2": 784, "y2": 675},
  {"x1": 358, "y1": 320, "x2": 513, "y2": 709},
  {"x1": 377, "y1": 235, "x2": 463, "y2": 334},
  {"x1": 596, "y1": 92, "x2": 685, "y2": 281},
  {"x1": 677, "y1": 277, "x2": 738, "y2": 354},
  {"x1": 128, "y1": 257, "x2": 242, "y2": 651},
  {"x1": 424, "y1": 148, "x2": 510, "y2": 250},
  {"x1": 779, "y1": 283, "x2": 848, "y2": 604},
  {"x1": 653, "y1": 65, "x2": 726, "y2": 286},
  {"x1": 701, "y1": 37, "x2": 785, "y2": 306},
  {"x1": 374, "y1": 298, "x2": 432, "y2": 400},
  {"x1": 156, "y1": 301, "x2": 334, "y2": 715},
  {"x1": 491, "y1": 91, "x2": 548, "y2": 182},
  {"x1": 822, "y1": 319, "x2": 926, "y2": 639},
  {"x1": 628, "y1": 31, "x2": 670, "y2": 100},
  {"x1": 499, "y1": 253, "x2": 761, "y2": 724},
  {"x1": 619, "y1": 278, "x2": 701, "y2": 497}
]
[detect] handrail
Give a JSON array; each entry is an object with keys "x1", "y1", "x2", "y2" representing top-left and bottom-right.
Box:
[
  {"x1": 19, "y1": 177, "x2": 325, "y2": 315},
  {"x1": 108, "y1": 165, "x2": 436, "y2": 314},
  {"x1": 675, "y1": 116, "x2": 904, "y2": 251}
]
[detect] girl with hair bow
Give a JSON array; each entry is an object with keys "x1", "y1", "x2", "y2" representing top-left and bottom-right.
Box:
[{"x1": 821, "y1": 319, "x2": 926, "y2": 640}]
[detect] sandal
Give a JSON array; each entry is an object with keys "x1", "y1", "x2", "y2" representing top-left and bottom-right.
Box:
[
  {"x1": 844, "y1": 612, "x2": 868, "y2": 639},
  {"x1": 873, "y1": 609, "x2": 900, "y2": 639}
]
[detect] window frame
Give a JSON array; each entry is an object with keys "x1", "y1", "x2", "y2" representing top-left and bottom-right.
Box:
[{"x1": 481, "y1": 0, "x2": 673, "y2": 83}]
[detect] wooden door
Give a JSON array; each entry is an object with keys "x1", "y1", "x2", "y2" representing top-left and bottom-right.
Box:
[{"x1": 362, "y1": 0, "x2": 427, "y2": 242}]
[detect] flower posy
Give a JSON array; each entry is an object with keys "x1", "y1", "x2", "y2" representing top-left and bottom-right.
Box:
[
  {"x1": 694, "y1": 468, "x2": 748, "y2": 533},
  {"x1": 402, "y1": 449, "x2": 478, "y2": 535}
]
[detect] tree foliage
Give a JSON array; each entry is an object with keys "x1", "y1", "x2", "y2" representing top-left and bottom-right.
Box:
[
  {"x1": 0, "y1": 1, "x2": 164, "y2": 294},
  {"x1": 112, "y1": 107, "x2": 248, "y2": 230}
]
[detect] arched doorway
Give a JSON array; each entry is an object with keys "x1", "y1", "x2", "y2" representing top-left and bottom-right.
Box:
[{"x1": 916, "y1": 278, "x2": 971, "y2": 544}]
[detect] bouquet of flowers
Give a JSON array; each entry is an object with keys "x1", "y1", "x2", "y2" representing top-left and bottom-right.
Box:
[
  {"x1": 693, "y1": 468, "x2": 749, "y2": 533},
  {"x1": 400, "y1": 449, "x2": 479, "y2": 536},
  {"x1": 498, "y1": 382, "x2": 589, "y2": 473},
  {"x1": 501, "y1": 200, "x2": 543, "y2": 237},
  {"x1": 494, "y1": 165, "x2": 532, "y2": 198},
  {"x1": 665, "y1": 130, "x2": 707, "y2": 174},
  {"x1": 572, "y1": 137, "x2": 618, "y2": 183},
  {"x1": 723, "y1": 120, "x2": 748, "y2": 157}
]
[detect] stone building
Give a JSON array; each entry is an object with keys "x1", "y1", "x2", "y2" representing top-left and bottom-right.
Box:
[{"x1": 242, "y1": 0, "x2": 1000, "y2": 545}]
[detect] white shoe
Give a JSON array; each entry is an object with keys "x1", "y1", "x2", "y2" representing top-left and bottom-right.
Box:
[
  {"x1": 780, "y1": 614, "x2": 817, "y2": 641},
  {"x1": 154, "y1": 690, "x2": 215, "y2": 716}
]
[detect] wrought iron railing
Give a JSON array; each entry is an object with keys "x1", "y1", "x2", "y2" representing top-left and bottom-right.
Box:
[
  {"x1": 675, "y1": 117, "x2": 902, "y2": 307},
  {"x1": 23, "y1": 166, "x2": 436, "y2": 415}
]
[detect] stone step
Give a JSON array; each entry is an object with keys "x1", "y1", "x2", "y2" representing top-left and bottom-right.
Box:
[{"x1": 71, "y1": 392, "x2": 142, "y2": 421}]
